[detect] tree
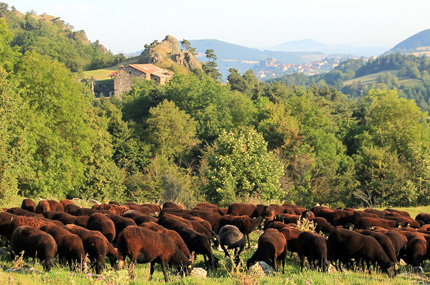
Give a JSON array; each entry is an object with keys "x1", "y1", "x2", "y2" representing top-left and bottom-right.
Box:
[
  {"x1": 146, "y1": 100, "x2": 199, "y2": 160},
  {"x1": 202, "y1": 127, "x2": 283, "y2": 205},
  {"x1": 0, "y1": 66, "x2": 21, "y2": 200},
  {"x1": 351, "y1": 89, "x2": 430, "y2": 206},
  {"x1": 227, "y1": 68, "x2": 247, "y2": 92},
  {"x1": 203, "y1": 49, "x2": 222, "y2": 81},
  {"x1": 180, "y1": 39, "x2": 196, "y2": 55},
  {"x1": 13, "y1": 51, "x2": 124, "y2": 199}
]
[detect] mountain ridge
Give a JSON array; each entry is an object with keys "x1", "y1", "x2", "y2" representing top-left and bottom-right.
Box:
[{"x1": 390, "y1": 29, "x2": 430, "y2": 54}]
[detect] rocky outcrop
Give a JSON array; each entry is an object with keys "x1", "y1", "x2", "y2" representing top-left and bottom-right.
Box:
[{"x1": 139, "y1": 35, "x2": 202, "y2": 72}]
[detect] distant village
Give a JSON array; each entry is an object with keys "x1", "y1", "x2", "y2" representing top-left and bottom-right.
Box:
[{"x1": 253, "y1": 57, "x2": 376, "y2": 79}]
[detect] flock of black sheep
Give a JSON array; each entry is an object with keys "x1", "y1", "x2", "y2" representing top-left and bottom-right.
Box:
[{"x1": 1, "y1": 199, "x2": 430, "y2": 282}]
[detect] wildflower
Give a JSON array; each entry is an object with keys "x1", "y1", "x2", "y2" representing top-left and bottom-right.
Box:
[
  {"x1": 70, "y1": 273, "x2": 74, "y2": 276},
  {"x1": 87, "y1": 273, "x2": 92, "y2": 277}
]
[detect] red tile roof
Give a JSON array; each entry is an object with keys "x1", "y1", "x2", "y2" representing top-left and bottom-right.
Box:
[
  {"x1": 129, "y1": 64, "x2": 163, "y2": 74},
  {"x1": 108, "y1": 67, "x2": 124, "y2": 77},
  {"x1": 109, "y1": 64, "x2": 165, "y2": 77}
]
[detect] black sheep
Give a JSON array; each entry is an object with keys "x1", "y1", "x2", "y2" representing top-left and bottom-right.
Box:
[
  {"x1": 219, "y1": 225, "x2": 246, "y2": 263},
  {"x1": 21, "y1": 198, "x2": 36, "y2": 212},
  {"x1": 116, "y1": 226, "x2": 191, "y2": 282},
  {"x1": 87, "y1": 212, "x2": 116, "y2": 243},
  {"x1": 64, "y1": 224, "x2": 117, "y2": 274},
  {"x1": 327, "y1": 228, "x2": 395, "y2": 276},
  {"x1": 11, "y1": 226, "x2": 57, "y2": 272},
  {"x1": 106, "y1": 214, "x2": 136, "y2": 243},
  {"x1": 40, "y1": 225, "x2": 85, "y2": 270},
  {"x1": 157, "y1": 215, "x2": 218, "y2": 270},
  {"x1": 246, "y1": 228, "x2": 287, "y2": 271},
  {"x1": 297, "y1": 231, "x2": 329, "y2": 272}
]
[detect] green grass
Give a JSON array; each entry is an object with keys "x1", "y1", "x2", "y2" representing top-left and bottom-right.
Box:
[
  {"x1": 81, "y1": 69, "x2": 116, "y2": 80},
  {"x1": 343, "y1": 70, "x2": 422, "y2": 88},
  {"x1": 343, "y1": 70, "x2": 399, "y2": 86},
  {"x1": 80, "y1": 56, "x2": 140, "y2": 80}
]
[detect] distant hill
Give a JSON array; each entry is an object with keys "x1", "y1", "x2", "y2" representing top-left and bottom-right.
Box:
[
  {"x1": 271, "y1": 39, "x2": 387, "y2": 57},
  {"x1": 390, "y1": 29, "x2": 430, "y2": 56},
  {"x1": 271, "y1": 39, "x2": 329, "y2": 52},
  {"x1": 189, "y1": 39, "x2": 326, "y2": 63},
  {"x1": 188, "y1": 39, "x2": 332, "y2": 79}
]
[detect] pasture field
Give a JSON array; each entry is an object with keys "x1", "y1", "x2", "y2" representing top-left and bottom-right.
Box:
[
  {"x1": 1, "y1": 197, "x2": 429, "y2": 284},
  {"x1": 343, "y1": 70, "x2": 422, "y2": 88},
  {"x1": 80, "y1": 57, "x2": 140, "y2": 80}
]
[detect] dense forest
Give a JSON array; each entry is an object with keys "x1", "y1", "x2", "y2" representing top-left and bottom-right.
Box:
[
  {"x1": 1, "y1": 12, "x2": 430, "y2": 209},
  {"x1": 275, "y1": 53, "x2": 430, "y2": 113}
]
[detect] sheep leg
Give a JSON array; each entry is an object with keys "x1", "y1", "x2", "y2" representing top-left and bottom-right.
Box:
[
  {"x1": 203, "y1": 254, "x2": 207, "y2": 267},
  {"x1": 128, "y1": 261, "x2": 135, "y2": 280},
  {"x1": 247, "y1": 234, "x2": 251, "y2": 248},
  {"x1": 221, "y1": 244, "x2": 229, "y2": 257},
  {"x1": 149, "y1": 261, "x2": 155, "y2": 281},
  {"x1": 161, "y1": 259, "x2": 169, "y2": 283},
  {"x1": 300, "y1": 255, "x2": 305, "y2": 272}
]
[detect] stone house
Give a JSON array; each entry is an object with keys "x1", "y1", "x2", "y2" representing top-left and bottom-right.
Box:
[{"x1": 109, "y1": 64, "x2": 173, "y2": 96}]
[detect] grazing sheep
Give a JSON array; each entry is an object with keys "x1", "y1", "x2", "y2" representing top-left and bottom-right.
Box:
[
  {"x1": 327, "y1": 228, "x2": 395, "y2": 276},
  {"x1": 6, "y1": 207, "x2": 40, "y2": 217},
  {"x1": 357, "y1": 217, "x2": 400, "y2": 229},
  {"x1": 141, "y1": 203, "x2": 162, "y2": 214},
  {"x1": 60, "y1": 199, "x2": 75, "y2": 208},
  {"x1": 106, "y1": 214, "x2": 136, "y2": 243},
  {"x1": 188, "y1": 210, "x2": 222, "y2": 232},
  {"x1": 87, "y1": 212, "x2": 116, "y2": 243},
  {"x1": 227, "y1": 203, "x2": 259, "y2": 218},
  {"x1": 219, "y1": 225, "x2": 245, "y2": 263},
  {"x1": 122, "y1": 210, "x2": 158, "y2": 225},
  {"x1": 162, "y1": 214, "x2": 219, "y2": 248},
  {"x1": 11, "y1": 226, "x2": 57, "y2": 272},
  {"x1": 64, "y1": 224, "x2": 117, "y2": 274},
  {"x1": 116, "y1": 226, "x2": 191, "y2": 282},
  {"x1": 21, "y1": 198, "x2": 36, "y2": 212},
  {"x1": 92, "y1": 204, "x2": 130, "y2": 216},
  {"x1": 219, "y1": 215, "x2": 263, "y2": 248},
  {"x1": 68, "y1": 207, "x2": 101, "y2": 216},
  {"x1": 40, "y1": 225, "x2": 85, "y2": 270},
  {"x1": 157, "y1": 215, "x2": 218, "y2": 270},
  {"x1": 401, "y1": 231, "x2": 428, "y2": 267},
  {"x1": 7, "y1": 215, "x2": 63, "y2": 240},
  {"x1": 50, "y1": 212, "x2": 88, "y2": 227},
  {"x1": 35, "y1": 200, "x2": 64, "y2": 214},
  {"x1": 64, "y1": 204, "x2": 80, "y2": 213},
  {"x1": 311, "y1": 217, "x2": 335, "y2": 234},
  {"x1": 297, "y1": 231, "x2": 329, "y2": 272},
  {"x1": 277, "y1": 227, "x2": 303, "y2": 254},
  {"x1": 162, "y1": 202, "x2": 183, "y2": 210},
  {"x1": 140, "y1": 222, "x2": 191, "y2": 258},
  {"x1": 246, "y1": 228, "x2": 287, "y2": 271}
]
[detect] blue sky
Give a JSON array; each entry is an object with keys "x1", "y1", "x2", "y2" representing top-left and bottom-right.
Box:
[{"x1": 4, "y1": 0, "x2": 430, "y2": 54}]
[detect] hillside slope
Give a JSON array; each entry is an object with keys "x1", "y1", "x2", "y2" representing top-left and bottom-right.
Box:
[
  {"x1": 390, "y1": 29, "x2": 430, "y2": 55},
  {"x1": 0, "y1": 4, "x2": 123, "y2": 72}
]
